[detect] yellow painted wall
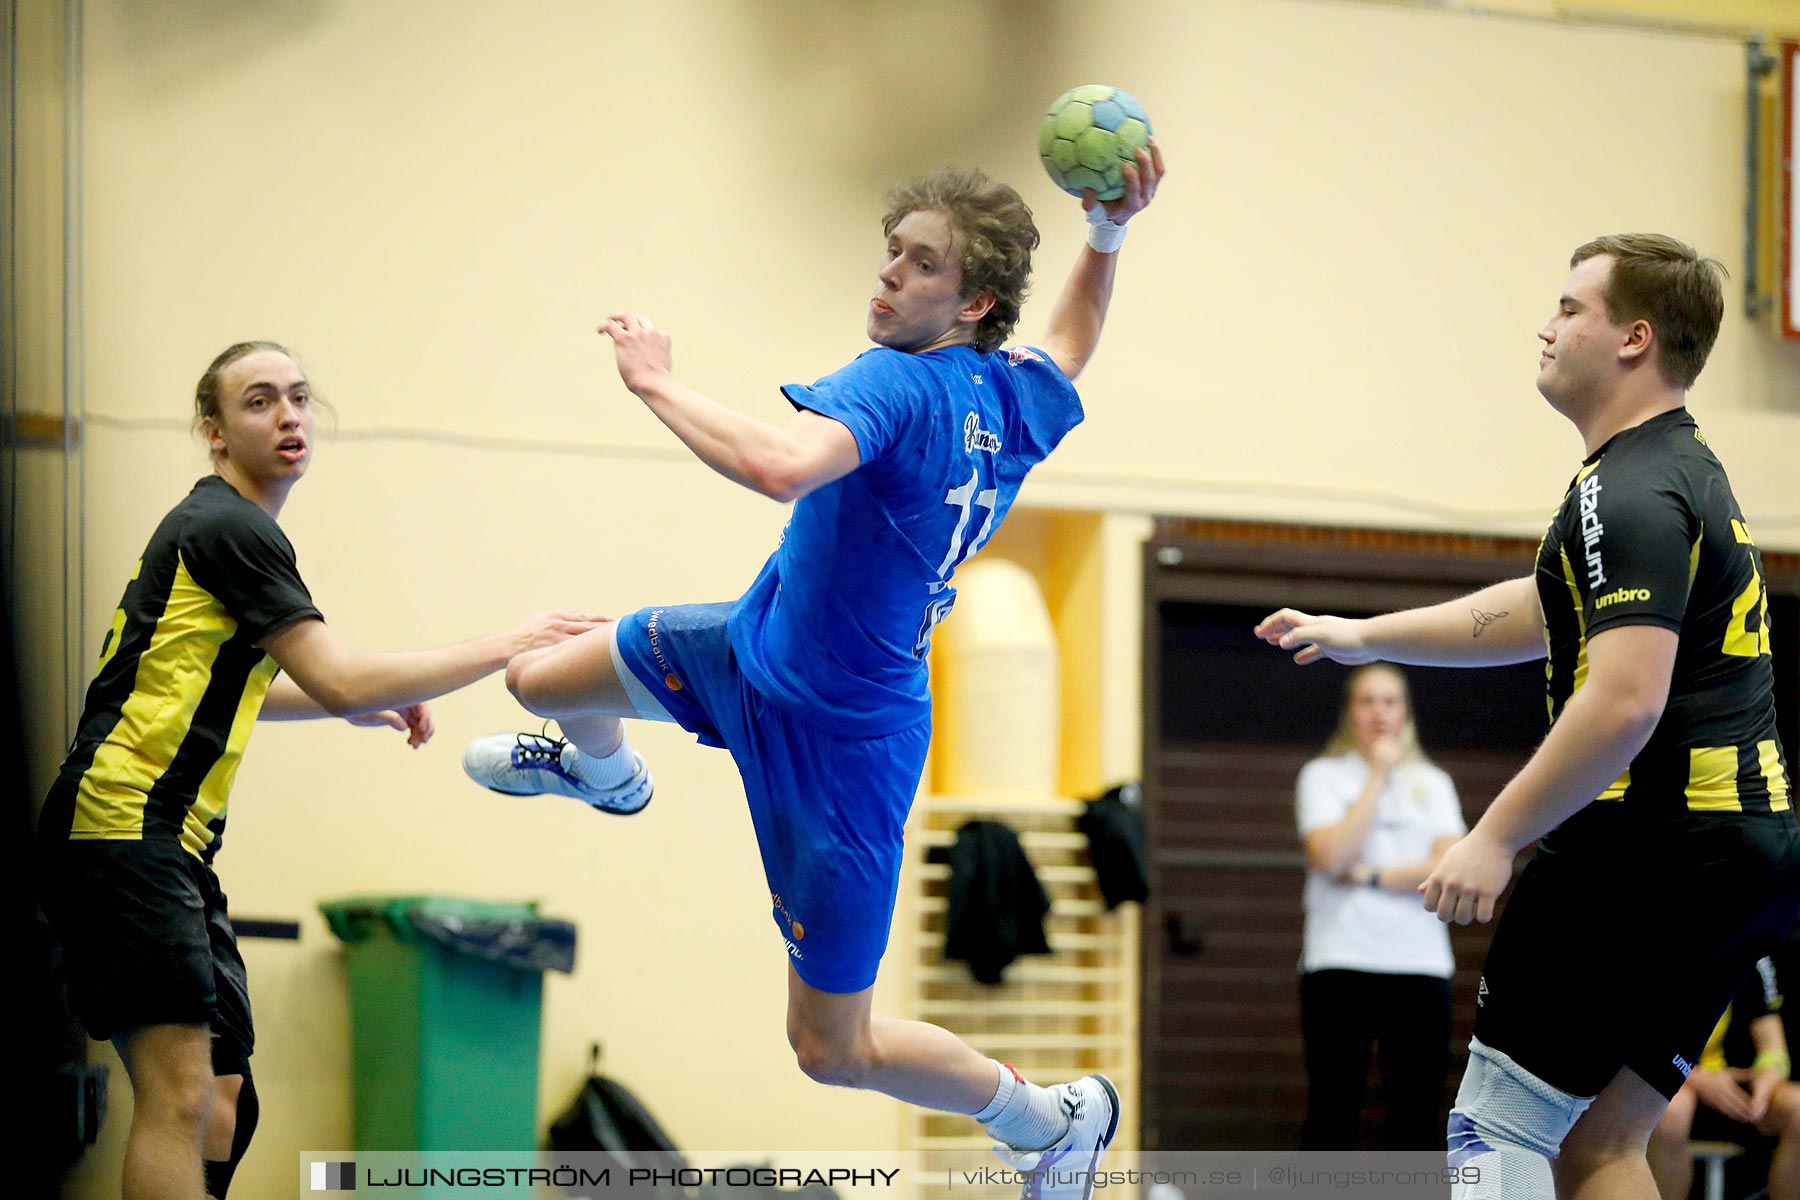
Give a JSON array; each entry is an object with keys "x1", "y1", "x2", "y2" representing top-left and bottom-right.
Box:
[{"x1": 13, "y1": 0, "x2": 1799, "y2": 1195}]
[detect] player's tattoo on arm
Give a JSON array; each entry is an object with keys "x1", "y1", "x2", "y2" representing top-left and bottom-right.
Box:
[{"x1": 1471, "y1": 609, "x2": 1510, "y2": 638}]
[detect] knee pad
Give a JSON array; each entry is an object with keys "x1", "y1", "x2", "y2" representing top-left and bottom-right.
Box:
[
  {"x1": 202, "y1": 1073, "x2": 259, "y2": 1199},
  {"x1": 1445, "y1": 1039, "x2": 1592, "y2": 1200}
]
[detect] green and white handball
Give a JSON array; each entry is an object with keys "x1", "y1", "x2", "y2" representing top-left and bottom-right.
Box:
[{"x1": 1038, "y1": 84, "x2": 1152, "y2": 201}]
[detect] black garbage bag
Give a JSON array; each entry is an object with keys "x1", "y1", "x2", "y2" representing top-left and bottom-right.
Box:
[{"x1": 321, "y1": 895, "x2": 577, "y2": 974}]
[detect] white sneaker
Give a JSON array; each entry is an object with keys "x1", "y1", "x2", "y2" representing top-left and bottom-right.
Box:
[
  {"x1": 461, "y1": 731, "x2": 653, "y2": 815},
  {"x1": 990, "y1": 1075, "x2": 1120, "y2": 1200}
]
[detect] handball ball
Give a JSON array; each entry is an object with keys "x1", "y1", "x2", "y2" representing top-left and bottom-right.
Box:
[{"x1": 1038, "y1": 84, "x2": 1152, "y2": 201}]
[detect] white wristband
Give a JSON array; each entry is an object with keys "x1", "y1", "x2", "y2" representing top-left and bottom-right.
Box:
[{"x1": 1085, "y1": 205, "x2": 1128, "y2": 254}]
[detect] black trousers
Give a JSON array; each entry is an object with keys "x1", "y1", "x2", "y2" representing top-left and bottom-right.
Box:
[{"x1": 1299, "y1": 968, "x2": 1452, "y2": 1150}]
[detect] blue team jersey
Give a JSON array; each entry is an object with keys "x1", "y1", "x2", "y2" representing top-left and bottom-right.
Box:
[{"x1": 728, "y1": 343, "x2": 1083, "y2": 737}]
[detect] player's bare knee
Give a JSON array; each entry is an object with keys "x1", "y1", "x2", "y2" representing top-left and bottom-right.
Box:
[
  {"x1": 505, "y1": 654, "x2": 551, "y2": 714},
  {"x1": 791, "y1": 1034, "x2": 872, "y2": 1089},
  {"x1": 204, "y1": 1076, "x2": 243, "y2": 1156},
  {"x1": 139, "y1": 1068, "x2": 214, "y2": 1134},
  {"x1": 123, "y1": 1030, "x2": 214, "y2": 1131}
]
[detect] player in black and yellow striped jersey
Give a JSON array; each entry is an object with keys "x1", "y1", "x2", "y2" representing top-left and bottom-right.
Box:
[
  {"x1": 34, "y1": 342, "x2": 605, "y2": 1200},
  {"x1": 1538, "y1": 410, "x2": 1788, "y2": 817},
  {"x1": 1257, "y1": 235, "x2": 1799, "y2": 1200},
  {"x1": 46, "y1": 472, "x2": 323, "y2": 866}
]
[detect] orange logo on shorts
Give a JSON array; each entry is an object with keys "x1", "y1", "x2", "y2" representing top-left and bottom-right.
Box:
[
  {"x1": 772, "y1": 892, "x2": 804, "y2": 940},
  {"x1": 664, "y1": 674, "x2": 683, "y2": 691}
]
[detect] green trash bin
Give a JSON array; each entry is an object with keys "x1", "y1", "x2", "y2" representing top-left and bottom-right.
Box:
[{"x1": 320, "y1": 895, "x2": 577, "y2": 1151}]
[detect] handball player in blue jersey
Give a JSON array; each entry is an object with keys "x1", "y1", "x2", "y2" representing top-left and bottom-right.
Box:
[{"x1": 464, "y1": 147, "x2": 1160, "y2": 1195}]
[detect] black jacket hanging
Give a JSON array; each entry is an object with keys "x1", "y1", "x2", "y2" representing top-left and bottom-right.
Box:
[
  {"x1": 931, "y1": 819, "x2": 1052, "y2": 985},
  {"x1": 1077, "y1": 783, "x2": 1149, "y2": 910}
]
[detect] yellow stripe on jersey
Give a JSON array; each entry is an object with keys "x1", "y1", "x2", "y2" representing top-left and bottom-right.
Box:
[
  {"x1": 1538, "y1": 529, "x2": 1557, "y2": 723},
  {"x1": 1699, "y1": 1007, "x2": 1732, "y2": 1072},
  {"x1": 1762, "y1": 739, "x2": 1791, "y2": 813},
  {"x1": 186, "y1": 655, "x2": 278, "y2": 857},
  {"x1": 1687, "y1": 531, "x2": 1702, "y2": 592},
  {"x1": 93, "y1": 558, "x2": 143, "y2": 680},
  {"x1": 1687, "y1": 745, "x2": 1745, "y2": 812},
  {"x1": 1726, "y1": 519, "x2": 1772, "y2": 658},
  {"x1": 1558, "y1": 544, "x2": 1589, "y2": 694},
  {"x1": 71, "y1": 554, "x2": 238, "y2": 839},
  {"x1": 1597, "y1": 765, "x2": 1629, "y2": 803}
]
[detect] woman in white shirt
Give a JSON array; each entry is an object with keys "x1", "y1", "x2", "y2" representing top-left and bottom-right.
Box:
[{"x1": 1295, "y1": 663, "x2": 1467, "y2": 1149}]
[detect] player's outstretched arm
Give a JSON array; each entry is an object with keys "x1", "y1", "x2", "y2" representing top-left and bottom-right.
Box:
[
  {"x1": 601, "y1": 312, "x2": 861, "y2": 502},
  {"x1": 259, "y1": 676, "x2": 436, "y2": 747},
  {"x1": 257, "y1": 610, "x2": 603, "y2": 720},
  {"x1": 1255, "y1": 575, "x2": 1545, "y2": 668},
  {"x1": 1040, "y1": 139, "x2": 1163, "y2": 381},
  {"x1": 1420, "y1": 622, "x2": 1675, "y2": 924}
]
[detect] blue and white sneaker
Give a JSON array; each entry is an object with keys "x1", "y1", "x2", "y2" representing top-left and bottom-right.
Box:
[
  {"x1": 461, "y1": 731, "x2": 653, "y2": 815},
  {"x1": 990, "y1": 1075, "x2": 1120, "y2": 1200}
]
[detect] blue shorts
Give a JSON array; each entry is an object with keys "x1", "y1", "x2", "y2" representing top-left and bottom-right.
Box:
[{"x1": 613, "y1": 602, "x2": 930, "y2": 993}]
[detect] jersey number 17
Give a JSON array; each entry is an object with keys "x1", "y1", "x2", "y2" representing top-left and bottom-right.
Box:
[{"x1": 913, "y1": 465, "x2": 998, "y2": 658}]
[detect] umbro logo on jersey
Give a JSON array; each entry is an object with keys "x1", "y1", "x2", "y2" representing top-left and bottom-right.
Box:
[
  {"x1": 1594, "y1": 587, "x2": 1651, "y2": 609},
  {"x1": 964, "y1": 412, "x2": 1001, "y2": 454},
  {"x1": 1672, "y1": 1053, "x2": 1694, "y2": 1078}
]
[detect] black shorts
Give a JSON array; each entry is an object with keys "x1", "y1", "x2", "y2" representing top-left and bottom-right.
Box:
[
  {"x1": 37, "y1": 780, "x2": 254, "y2": 1074},
  {"x1": 1473, "y1": 804, "x2": 1800, "y2": 1100}
]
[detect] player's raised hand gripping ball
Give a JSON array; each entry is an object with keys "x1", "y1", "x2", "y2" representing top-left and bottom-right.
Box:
[{"x1": 1039, "y1": 85, "x2": 1152, "y2": 201}]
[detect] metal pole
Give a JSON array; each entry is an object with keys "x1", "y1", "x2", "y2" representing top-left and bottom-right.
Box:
[
  {"x1": 3, "y1": 0, "x2": 18, "y2": 624},
  {"x1": 1747, "y1": 37, "x2": 1778, "y2": 318},
  {"x1": 61, "y1": 0, "x2": 83, "y2": 740}
]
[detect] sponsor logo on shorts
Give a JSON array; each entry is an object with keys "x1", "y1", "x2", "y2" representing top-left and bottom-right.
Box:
[
  {"x1": 1578, "y1": 473, "x2": 1606, "y2": 588},
  {"x1": 963, "y1": 412, "x2": 1000, "y2": 455},
  {"x1": 645, "y1": 609, "x2": 683, "y2": 691},
  {"x1": 771, "y1": 891, "x2": 805, "y2": 942},
  {"x1": 1594, "y1": 586, "x2": 1652, "y2": 609}
]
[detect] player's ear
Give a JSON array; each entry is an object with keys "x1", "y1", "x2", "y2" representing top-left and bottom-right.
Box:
[
  {"x1": 960, "y1": 289, "x2": 995, "y2": 325},
  {"x1": 1619, "y1": 318, "x2": 1654, "y2": 364}
]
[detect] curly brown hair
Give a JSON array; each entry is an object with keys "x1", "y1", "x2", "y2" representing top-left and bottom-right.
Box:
[{"x1": 882, "y1": 170, "x2": 1038, "y2": 354}]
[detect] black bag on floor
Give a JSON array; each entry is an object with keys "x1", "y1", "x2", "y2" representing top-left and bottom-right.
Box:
[
  {"x1": 548, "y1": 1046, "x2": 688, "y2": 1197},
  {"x1": 546, "y1": 1047, "x2": 840, "y2": 1200}
]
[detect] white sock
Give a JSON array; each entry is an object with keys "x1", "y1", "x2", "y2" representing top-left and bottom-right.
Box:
[
  {"x1": 564, "y1": 734, "x2": 641, "y2": 791},
  {"x1": 972, "y1": 1060, "x2": 1017, "y2": 1122},
  {"x1": 974, "y1": 1061, "x2": 1070, "y2": 1151}
]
